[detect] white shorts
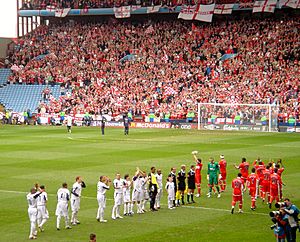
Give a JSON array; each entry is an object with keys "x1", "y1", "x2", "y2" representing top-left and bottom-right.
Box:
[
  {"x1": 168, "y1": 192, "x2": 175, "y2": 201},
  {"x1": 142, "y1": 189, "x2": 149, "y2": 200},
  {"x1": 97, "y1": 195, "x2": 106, "y2": 209},
  {"x1": 71, "y1": 198, "x2": 80, "y2": 212},
  {"x1": 37, "y1": 206, "x2": 49, "y2": 220},
  {"x1": 114, "y1": 192, "x2": 123, "y2": 206},
  {"x1": 123, "y1": 192, "x2": 131, "y2": 203},
  {"x1": 132, "y1": 190, "x2": 142, "y2": 202},
  {"x1": 157, "y1": 187, "x2": 163, "y2": 198},
  {"x1": 55, "y1": 202, "x2": 69, "y2": 217},
  {"x1": 28, "y1": 207, "x2": 38, "y2": 222}
]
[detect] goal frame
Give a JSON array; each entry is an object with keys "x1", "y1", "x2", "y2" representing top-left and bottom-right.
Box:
[{"x1": 197, "y1": 102, "x2": 276, "y2": 132}]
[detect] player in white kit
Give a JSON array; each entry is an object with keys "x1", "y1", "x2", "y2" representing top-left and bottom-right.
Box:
[
  {"x1": 141, "y1": 171, "x2": 149, "y2": 212},
  {"x1": 96, "y1": 175, "x2": 111, "y2": 223},
  {"x1": 71, "y1": 176, "x2": 86, "y2": 225},
  {"x1": 111, "y1": 173, "x2": 124, "y2": 220},
  {"x1": 155, "y1": 169, "x2": 163, "y2": 209},
  {"x1": 131, "y1": 169, "x2": 143, "y2": 214},
  {"x1": 66, "y1": 115, "x2": 72, "y2": 133},
  {"x1": 166, "y1": 176, "x2": 175, "y2": 209},
  {"x1": 36, "y1": 185, "x2": 49, "y2": 232},
  {"x1": 123, "y1": 174, "x2": 132, "y2": 216},
  {"x1": 27, "y1": 187, "x2": 42, "y2": 240},
  {"x1": 55, "y1": 182, "x2": 71, "y2": 230}
]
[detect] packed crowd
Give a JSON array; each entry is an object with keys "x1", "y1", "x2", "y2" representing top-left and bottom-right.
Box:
[
  {"x1": 21, "y1": 0, "x2": 224, "y2": 9},
  {"x1": 7, "y1": 16, "x2": 300, "y2": 121}
]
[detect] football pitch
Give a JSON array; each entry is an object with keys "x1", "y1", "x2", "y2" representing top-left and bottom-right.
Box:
[{"x1": 0, "y1": 125, "x2": 299, "y2": 242}]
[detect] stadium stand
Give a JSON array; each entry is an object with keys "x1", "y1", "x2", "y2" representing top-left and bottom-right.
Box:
[
  {"x1": 0, "y1": 84, "x2": 61, "y2": 112},
  {"x1": 6, "y1": 15, "x2": 299, "y2": 121},
  {"x1": 0, "y1": 69, "x2": 12, "y2": 86}
]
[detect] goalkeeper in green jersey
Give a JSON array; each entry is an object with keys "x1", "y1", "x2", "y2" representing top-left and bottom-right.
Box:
[{"x1": 207, "y1": 157, "x2": 221, "y2": 198}]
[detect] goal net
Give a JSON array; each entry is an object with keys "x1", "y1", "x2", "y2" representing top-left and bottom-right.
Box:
[{"x1": 197, "y1": 103, "x2": 279, "y2": 132}]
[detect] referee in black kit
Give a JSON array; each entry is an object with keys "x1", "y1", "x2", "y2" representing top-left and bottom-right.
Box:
[
  {"x1": 123, "y1": 113, "x2": 130, "y2": 135},
  {"x1": 99, "y1": 113, "x2": 106, "y2": 135}
]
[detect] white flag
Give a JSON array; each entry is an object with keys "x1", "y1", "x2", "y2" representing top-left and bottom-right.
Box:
[
  {"x1": 131, "y1": 5, "x2": 141, "y2": 11},
  {"x1": 195, "y1": 4, "x2": 215, "y2": 22},
  {"x1": 46, "y1": 5, "x2": 56, "y2": 12},
  {"x1": 146, "y1": 5, "x2": 161, "y2": 13},
  {"x1": 55, "y1": 8, "x2": 71, "y2": 18},
  {"x1": 253, "y1": 0, "x2": 277, "y2": 13},
  {"x1": 214, "y1": 4, "x2": 234, "y2": 14},
  {"x1": 278, "y1": 0, "x2": 300, "y2": 8},
  {"x1": 178, "y1": 5, "x2": 196, "y2": 20},
  {"x1": 114, "y1": 6, "x2": 131, "y2": 18}
]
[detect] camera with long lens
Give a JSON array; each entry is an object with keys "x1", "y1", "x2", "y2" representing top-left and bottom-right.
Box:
[
  {"x1": 270, "y1": 211, "x2": 281, "y2": 217},
  {"x1": 274, "y1": 202, "x2": 286, "y2": 209},
  {"x1": 269, "y1": 210, "x2": 282, "y2": 230}
]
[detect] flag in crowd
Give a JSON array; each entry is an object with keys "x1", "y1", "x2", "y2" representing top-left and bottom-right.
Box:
[
  {"x1": 278, "y1": 0, "x2": 300, "y2": 8},
  {"x1": 195, "y1": 4, "x2": 215, "y2": 22},
  {"x1": 145, "y1": 25, "x2": 155, "y2": 34},
  {"x1": 178, "y1": 5, "x2": 197, "y2": 20},
  {"x1": 214, "y1": 4, "x2": 234, "y2": 14},
  {"x1": 146, "y1": 5, "x2": 162, "y2": 13},
  {"x1": 46, "y1": 5, "x2": 56, "y2": 12},
  {"x1": 253, "y1": 0, "x2": 277, "y2": 13},
  {"x1": 55, "y1": 8, "x2": 71, "y2": 17},
  {"x1": 164, "y1": 86, "x2": 177, "y2": 96},
  {"x1": 131, "y1": 5, "x2": 142, "y2": 12},
  {"x1": 114, "y1": 6, "x2": 131, "y2": 18},
  {"x1": 238, "y1": 2, "x2": 255, "y2": 9},
  {"x1": 178, "y1": 4, "x2": 215, "y2": 22}
]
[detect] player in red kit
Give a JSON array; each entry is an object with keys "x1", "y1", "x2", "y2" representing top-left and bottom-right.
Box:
[
  {"x1": 246, "y1": 168, "x2": 260, "y2": 211},
  {"x1": 218, "y1": 155, "x2": 227, "y2": 192},
  {"x1": 261, "y1": 165, "x2": 271, "y2": 204},
  {"x1": 231, "y1": 173, "x2": 244, "y2": 214},
  {"x1": 269, "y1": 168, "x2": 283, "y2": 208},
  {"x1": 253, "y1": 158, "x2": 265, "y2": 198},
  {"x1": 275, "y1": 159, "x2": 285, "y2": 178},
  {"x1": 192, "y1": 151, "x2": 202, "y2": 197},
  {"x1": 234, "y1": 158, "x2": 249, "y2": 183}
]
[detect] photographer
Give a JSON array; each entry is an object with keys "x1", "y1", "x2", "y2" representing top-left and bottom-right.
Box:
[
  {"x1": 270, "y1": 209, "x2": 289, "y2": 242},
  {"x1": 283, "y1": 198, "x2": 299, "y2": 242}
]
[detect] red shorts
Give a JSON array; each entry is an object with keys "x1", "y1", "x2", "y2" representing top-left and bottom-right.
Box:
[
  {"x1": 270, "y1": 188, "x2": 278, "y2": 197},
  {"x1": 220, "y1": 172, "x2": 226, "y2": 180},
  {"x1": 232, "y1": 195, "x2": 243, "y2": 203},
  {"x1": 262, "y1": 182, "x2": 270, "y2": 193},
  {"x1": 195, "y1": 175, "x2": 201, "y2": 184},
  {"x1": 249, "y1": 188, "x2": 257, "y2": 198}
]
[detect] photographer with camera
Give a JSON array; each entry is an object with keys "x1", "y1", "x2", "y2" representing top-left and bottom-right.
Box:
[
  {"x1": 270, "y1": 209, "x2": 289, "y2": 242},
  {"x1": 283, "y1": 198, "x2": 299, "y2": 242}
]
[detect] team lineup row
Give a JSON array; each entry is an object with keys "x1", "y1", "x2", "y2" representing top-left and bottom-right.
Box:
[{"x1": 26, "y1": 152, "x2": 285, "y2": 240}]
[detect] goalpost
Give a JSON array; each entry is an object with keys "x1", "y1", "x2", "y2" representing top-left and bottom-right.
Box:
[{"x1": 197, "y1": 103, "x2": 279, "y2": 132}]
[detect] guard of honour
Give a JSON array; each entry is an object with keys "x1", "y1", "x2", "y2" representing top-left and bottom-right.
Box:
[{"x1": 26, "y1": 152, "x2": 285, "y2": 239}]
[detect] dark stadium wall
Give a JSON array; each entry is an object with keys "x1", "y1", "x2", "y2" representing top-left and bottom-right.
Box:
[{"x1": 0, "y1": 38, "x2": 11, "y2": 59}]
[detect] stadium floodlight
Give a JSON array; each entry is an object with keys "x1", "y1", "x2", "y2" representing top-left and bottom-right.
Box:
[{"x1": 197, "y1": 102, "x2": 279, "y2": 132}]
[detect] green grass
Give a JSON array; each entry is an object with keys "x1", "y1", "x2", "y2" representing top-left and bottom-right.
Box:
[{"x1": 0, "y1": 125, "x2": 299, "y2": 242}]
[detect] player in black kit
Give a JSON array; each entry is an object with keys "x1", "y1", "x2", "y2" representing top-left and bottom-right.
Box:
[{"x1": 177, "y1": 165, "x2": 186, "y2": 205}]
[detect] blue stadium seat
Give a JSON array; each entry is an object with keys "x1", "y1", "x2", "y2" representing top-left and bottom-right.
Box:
[{"x1": 0, "y1": 84, "x2": 61, "y2": 112}]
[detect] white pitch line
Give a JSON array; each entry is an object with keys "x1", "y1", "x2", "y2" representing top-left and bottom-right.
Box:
[
  {"x1": 0, "y1": 189, "x2": 267, "y2": 216},
  {"x1": 181, "y1": 205, "x2": 268, "y2": 216}
]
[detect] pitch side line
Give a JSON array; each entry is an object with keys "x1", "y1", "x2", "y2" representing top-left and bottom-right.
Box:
[{"x1": 0, "y1": 189, "x2": 267, "y2": 216}]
